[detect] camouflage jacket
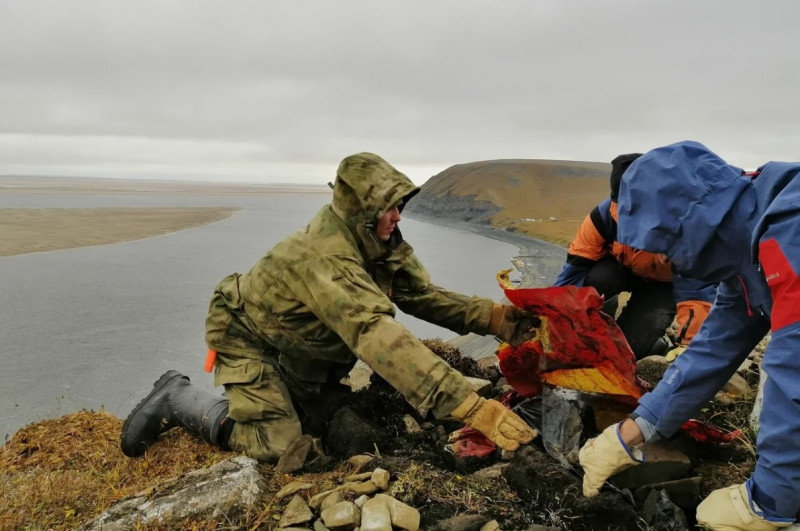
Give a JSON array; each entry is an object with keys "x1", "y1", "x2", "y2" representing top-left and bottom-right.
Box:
[{"x1": 205, "y1": 153, "x2": 495, "y2": 417}]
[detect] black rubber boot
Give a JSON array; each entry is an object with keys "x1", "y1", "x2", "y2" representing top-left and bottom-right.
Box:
[{"x1": 121, "y1": 370, "x2": 231, "y2": 457}]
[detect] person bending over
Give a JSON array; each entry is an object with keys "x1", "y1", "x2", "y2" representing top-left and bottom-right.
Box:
[
  {"x1": 121, "y1": 152, "x2": 538, "y2": 463},
  {"x1": 579, "y1": 141, "x2": 800, "y2": 530},
  {"x1": 554, "y1": 153, "x2": 716, "y2": 358}
]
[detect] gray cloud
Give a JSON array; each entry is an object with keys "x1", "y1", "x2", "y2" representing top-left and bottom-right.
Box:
[{"x1": 1, "y1": 0, "x2": 798, "y2": 183}]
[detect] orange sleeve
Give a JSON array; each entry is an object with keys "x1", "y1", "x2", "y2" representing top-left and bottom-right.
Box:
[
  {"x1": 567, "y1": 213, "x2": 608, "y2": 261},
  {"x1": 675, "y1": 300, "x2": 713, "y2": 345}
]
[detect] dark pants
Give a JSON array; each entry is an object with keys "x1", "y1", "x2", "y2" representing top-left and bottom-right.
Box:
[{"x1": 584, "y1": 256, "x2": 675, "y2": 359}]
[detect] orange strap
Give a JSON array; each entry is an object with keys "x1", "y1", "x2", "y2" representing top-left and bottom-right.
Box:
[{"x1": 204, "y1": 349, "x2": 218, "y2": 372}]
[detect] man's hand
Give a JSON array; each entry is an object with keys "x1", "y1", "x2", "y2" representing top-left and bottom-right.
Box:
[
  {"x1": 696, "y1": 483, "x2": 792, "y2": 530},
  {"x1": 578, "y1": 423, "x2": 643, "y2": 497},
  {"x1": 488, "y1": 304, "x2": 541, "y2": 345},
  {"x1": 450, "y1": 392, "x2": 537, "y2": 451}
]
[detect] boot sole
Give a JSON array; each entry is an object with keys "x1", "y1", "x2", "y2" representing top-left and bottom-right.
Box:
[{"x1": 120, "y1": 370, "x2": 188, "y2": 456}]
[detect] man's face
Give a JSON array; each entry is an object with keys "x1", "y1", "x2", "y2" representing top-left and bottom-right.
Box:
[{"x1": 376, "y1": 203, "x2": 402, "y2": 241}]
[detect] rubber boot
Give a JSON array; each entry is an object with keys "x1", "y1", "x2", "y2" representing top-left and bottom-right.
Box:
[{"x1": 121, "y1": 370, "x2": 231, "y2": 457}]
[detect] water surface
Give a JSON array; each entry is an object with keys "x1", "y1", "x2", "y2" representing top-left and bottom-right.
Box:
[{"x1": 0, "y1": 190, "x2": 563, "y2": 439}]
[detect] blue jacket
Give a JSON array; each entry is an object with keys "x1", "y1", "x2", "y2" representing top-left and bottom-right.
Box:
[
  {"x1": 554, "y1": 197, "x2": 717, "y2": 307},
  {"x1": 616, "y1": 140, "x2": 800, "y2": 520}
]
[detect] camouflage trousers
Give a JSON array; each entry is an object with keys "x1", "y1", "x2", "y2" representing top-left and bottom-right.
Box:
[{"x1": 213, "y1": 352, "x2": 302, "y2": 463}]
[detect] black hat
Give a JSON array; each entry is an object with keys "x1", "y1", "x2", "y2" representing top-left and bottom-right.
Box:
[{"x1": 609, "y1": 153, "x2": 643, "y2": 202}]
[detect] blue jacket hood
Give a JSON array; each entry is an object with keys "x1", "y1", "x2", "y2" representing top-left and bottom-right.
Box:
[{"x1": 616, "y1": 141, "x2": 753, "y2": 282}]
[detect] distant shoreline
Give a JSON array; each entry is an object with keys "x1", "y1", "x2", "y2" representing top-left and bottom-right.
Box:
[
  {"x1": 0, "y1": 175, "x2": 331, "y2": 195},
  {"x1": 404, "y1": 210, "x2": 566, "y2": 258},
  {"x1": 0, "y1": 177, "x2": 567, "y2": 278},
  {"x1": 405, "y1": 211, "x2": 566, "y2": 288}
]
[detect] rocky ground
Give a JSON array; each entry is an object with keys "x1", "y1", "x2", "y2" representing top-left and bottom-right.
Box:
[{"x1": 0, "y1": 339, "x2": 767, "y2": 530}]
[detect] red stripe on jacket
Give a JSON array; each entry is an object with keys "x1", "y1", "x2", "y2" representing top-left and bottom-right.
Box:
[{"x1": 759, "y1": 238, "x2": 800, "y2": 331}]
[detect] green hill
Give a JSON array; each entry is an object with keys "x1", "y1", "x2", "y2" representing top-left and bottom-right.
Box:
[{"x1": 406, "y1": 159, "x2": 611, "y2": 246}]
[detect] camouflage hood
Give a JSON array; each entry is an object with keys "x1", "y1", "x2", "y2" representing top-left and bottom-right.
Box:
[{"x1": 331, "y1": 152, "x2": 420, "y2": 261}]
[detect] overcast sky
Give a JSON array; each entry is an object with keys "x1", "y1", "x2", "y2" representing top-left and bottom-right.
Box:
[{"x1": 1, "y1": 1, "x2": 798, "y2": 185}]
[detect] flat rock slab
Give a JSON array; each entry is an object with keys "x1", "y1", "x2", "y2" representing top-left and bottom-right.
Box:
[
  {"x1": 610, "y1": 442, "x2": 691, "y2": 490},
  {"x1": 80, "y1": 456, "x2": 267, "y2": 530}
]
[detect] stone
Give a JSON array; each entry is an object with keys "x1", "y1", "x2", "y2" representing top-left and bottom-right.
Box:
[
  {"x1": 321, "y1": 501, "x2": 361, "y2": 529},
  {"x1": 343, "y1": 471, "x2": 373, "y2": 482},
  {"x1": 320, "y1": 490, "x2": 346, "y2": 512},
  {"x1": 340, "y1": 480, "x2": 379, "y2": 495},
  {"x1": 373, "y1": 494, "x2": 420, "y2": 531},
  {"x1": 750, "y1": 368, "x2": 766, "y2": 432},
  {"x1": 276, "y1": 481, "x2": 315, "y2": 501},
  {"x1": 470, "y1": 462, "x2": 509, "y2": 480},
  {"x1": 360, "y1": 496, "x2": 393, "y2": 531},
  {"x1": 480, "y1": 520, "x2": 500, "y2": 531},
  {"x1": 309, "y1": 489, "x2": 337, "y2": 511},
  {"x1": 354, "y1": 495, "x2": 369, "y2": 508},
  {"x1": 314, "y1": 521, "x2": 331, "y2": 531},
  {"x1": 371, "y1": 468, "x2": 390, "y2": 490},
  {"x1": 81, "y1": 456, "x2": 268, "y2": 530},
  {"x1": 275, "y1": 434, "x2": 314, "y2": 474},
  {"x1": 279, "y1": 495, "x2": 314, "y2": 528},
  {"x1": 402, "y1": 414, "x2": 422, "y2": 433},
  {"x1": 431, "y1": 513, "x2": 489, "y2": 530},
  {"x1": 609, "y1": 442, "x2": 691, "y2": 490},
  {"x1": 717, "y1": 371, "x2": 754, "y2": 403},
  {"x1": 346, "y1": 454, "x2": 376, "y2": 472},
  {"x1": 465, "y1": 376, "x2": 493, "y2": 397},
  {"x1": 346, "y1": 362, "x2": 373, "y2": 391}
]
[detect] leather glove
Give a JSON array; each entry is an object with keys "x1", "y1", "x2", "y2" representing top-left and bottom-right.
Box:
[
  {"x1": 578, "y1": 423, "x2": 643, "y2": 497},
  {"x1": 450, "y1": 392, "x2": 538, "y2": 451},
  {"x1": 488, "y1": 303, "x2": 541, "y2": 346},
  {"x1": 696, "y1": 483, "x2": 792, "y2": 530},
  {"x1": 665, "y1": 345, "x2": 687, "y2": 362}
]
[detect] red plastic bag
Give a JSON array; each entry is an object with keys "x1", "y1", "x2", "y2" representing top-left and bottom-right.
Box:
[{"x1": 495, "y1": 271, "x2": 642, "y2": 401}]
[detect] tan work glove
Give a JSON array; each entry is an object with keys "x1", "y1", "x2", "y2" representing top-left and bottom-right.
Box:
[
  {"x1": 696, "y1": 483, "x2": 792, "y2": 531},
  {"x1": 450, "y1": 392, "x2": 538, "y2": 451},
  {"x1": 665, "y1": 345, "x2": 687, "y2": 362},
  {"x1": 488, "y1": 303, "x2": 541, "y2": 346},
  {"x1": 578, "y1": 423, "x2": 643, "y2": 497}
]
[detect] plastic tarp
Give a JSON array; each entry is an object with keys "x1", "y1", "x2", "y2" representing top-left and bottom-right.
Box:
[{"x1": 496, "y1": 270, "x2": 642, "y2": 402}]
